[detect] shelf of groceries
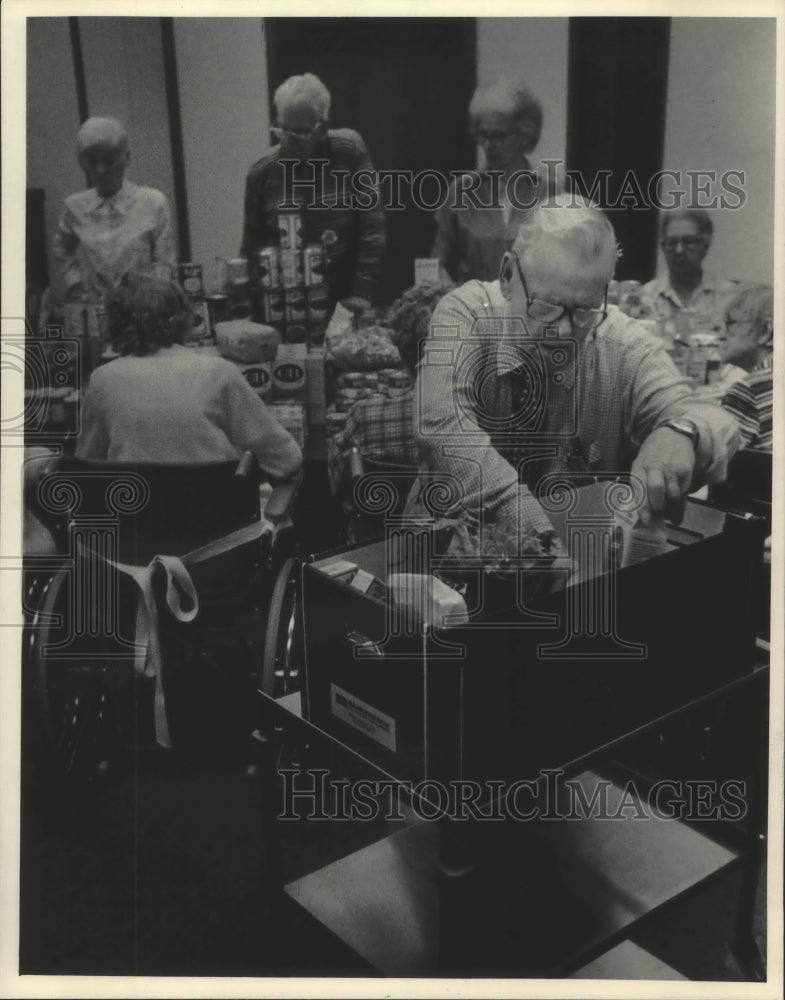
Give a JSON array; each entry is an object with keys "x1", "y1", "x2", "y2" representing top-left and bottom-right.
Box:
[{"x1": 27, "y1": 252, "x2": 720, "y2": 458}]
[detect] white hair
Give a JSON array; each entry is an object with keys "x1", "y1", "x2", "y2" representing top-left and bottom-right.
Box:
[
  {"x1": 76, "y1": 116, "x2": 128, "y2": 154},
  {"x1": 515, "y1": 194, "x2": 617, "y2": 266},
  {"x1": 273, "y1": 73, "x2": 331, "y2": 120},
  {"x1": 469, "y1": 78, "x2": 543, "y2": 152}
]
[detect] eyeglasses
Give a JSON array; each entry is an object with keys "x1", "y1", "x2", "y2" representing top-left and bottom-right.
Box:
[
  {"x1": 725, "y1": 314, "x2": 751, "y2": 328},
  {"x1": 271, "y1": 121, "x2": 323, "y2": 141},
  {"x1": 471, "y1": 129, "x2": 521, "y2": 146},
  {"x1": 510, "y1": 251, "x2": 608, "y2": 331},
  {"x1": 662, "y1": 236, "x2": 704, "y2": 251}
]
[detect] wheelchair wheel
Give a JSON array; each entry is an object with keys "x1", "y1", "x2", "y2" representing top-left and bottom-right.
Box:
[
  {"x1": 26, "y1": 566, "x2": 139, "y2": 778},
  {"x1": 261, "y1": 557, "x2": 301, "y2": 698}
]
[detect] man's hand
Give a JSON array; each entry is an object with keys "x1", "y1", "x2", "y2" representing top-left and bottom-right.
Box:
[
  {"x1": 340, "y1": 296, "x2": 372, "y2": 316},
  {"x1": 631, "y1": 427, "x2": 696, "y2": 526}
]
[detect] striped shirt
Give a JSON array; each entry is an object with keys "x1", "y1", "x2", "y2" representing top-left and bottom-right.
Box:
[
  {"x1": 721, "y1": 353, "x2": 774, "y2": 450},
  {"x1": 408, "y1": 279, "x2": 741, "y2": 537},
  {"x1": 241, "y1": 129, "x2": 386, "y2": 306}
]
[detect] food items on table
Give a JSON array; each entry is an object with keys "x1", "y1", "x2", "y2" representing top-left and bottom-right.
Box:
[
  {"x1": 272, "y1": 343, "x2": 307, "y2": 402},
  {"x1": 267, "y1": 402, "x2": 305, "y2": 449},
  {"x1": 233, "y1": 359, "x2": 272, "y2": 401},
  {"x1": 327, "y1": 324, "x2": 401, "y2": 372},
  {"x1": 214, "y1": 318, "x2": 280, "y2": 364}
]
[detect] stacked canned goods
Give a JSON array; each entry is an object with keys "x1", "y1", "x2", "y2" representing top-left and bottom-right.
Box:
[
  {"x1": 333, "y1": 371, "x2": 382, "y2": 412},
  {"x1": 304, "y1": 244, "x2": 329, "y2": 344},
  {"x1": 176, "y1": 263, "x2": 213, "y2": 343},
  {"x1": 253, "y1": 211, "x2": 330, "y2": 345},
  {"x1": 378, "y1": 369, "x2": 412, "y2": 397}
]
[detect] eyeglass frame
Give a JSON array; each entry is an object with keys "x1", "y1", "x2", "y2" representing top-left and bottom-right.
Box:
[
  {"x1": 508, "y1": 250, "x2": 609, "y2": 331},
  {"x1": 471, "y1": 128, "x2": 523, "y2": 146},
  {"x1": 661, "y1": 235, "x2": 706, "y2": 252},
  {"x1": 270, "y1": 120, "x2": 325, "y2": 142}
]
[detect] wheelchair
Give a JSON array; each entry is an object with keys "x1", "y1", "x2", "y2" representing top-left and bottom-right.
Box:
[{"x1": 23, "y1": 453, "x2": 301, "y2": 783}]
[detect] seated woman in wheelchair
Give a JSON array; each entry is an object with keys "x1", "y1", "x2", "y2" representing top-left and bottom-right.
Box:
[
  {"x1": 327, "y1": 280, "x2": 453, "y2": 494},
  {"x1": 75, "y1": 271, "x2": 302, "y2": 478}
]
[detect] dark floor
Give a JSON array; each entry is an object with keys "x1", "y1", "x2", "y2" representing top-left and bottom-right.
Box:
[{"x1": 18, "y1": 732, "x2": 767, "y2": 983}]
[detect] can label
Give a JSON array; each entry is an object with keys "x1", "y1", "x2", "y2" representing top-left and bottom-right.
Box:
[
  {"x1": 238, "y1": 361, "x2": 272, "y2": 400},
  {"x1": 306, "y1": 285, "x2": 330, "y2": 324},
  {"x1": 278, "y1": 211, "x2": 303, "y2": 252},
  {"x1": 273, "y1": 344, "x2": 307, "y2": 401},
  {"x1": 263, "y1": 289, "x2": 286, "y2": 325},
  {"x1": 304, "y1": 244, "x2": 325, "y2": 286},
  {"x1": 255, "y1": 247, "x2": 280, "y2": 289},
  {"x1": 285, "y1": 287, "x2": 308, "y2": 323},
  {"x1": 178, "y1": 263, "x2": 204, "y2": 297},
  {"x1": 280, "y1": 250, "x2": 304, "y2": 289}
]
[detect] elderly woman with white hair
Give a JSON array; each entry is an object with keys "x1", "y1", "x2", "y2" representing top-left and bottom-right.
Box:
[
  {"x1": 432, "y1": 78, "x2": 562, "y2": 284},
  {"x1": 242, "y1": 72, "x2": 386, "y2": 316},
  {"x1": 718, "y1": 284, "x2": 774, "y2": 451},
  {"x1": 52, "y1": 116, "x2": 175, "y2": 306}
]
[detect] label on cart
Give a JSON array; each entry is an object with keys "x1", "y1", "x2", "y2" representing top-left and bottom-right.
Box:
[{"x1": 330, "y1": 684, "x2": 396, "y2": 752}]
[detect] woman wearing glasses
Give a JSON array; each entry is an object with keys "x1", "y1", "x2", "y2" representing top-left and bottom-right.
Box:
[
  {"x1": 640, "y1": 208, "x2": 739, "y2": 327},
  {"x1": 432, "y1": 78, "x2": 562, "y2": 284},
  {"x1": 241, "y1": 73, "x2": 386, "y2": 317}
]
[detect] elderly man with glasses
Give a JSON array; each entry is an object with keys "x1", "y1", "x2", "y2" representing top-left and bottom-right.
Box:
[
  {"x1": 241, "y1": 73, "x2": 386, "y2": 316},
  {"x1": 408, "y1": 198, "x2": 740, "y2": 551},
  {"x1": 432, "y1": 78, "x2": 562, "y2": 285}
]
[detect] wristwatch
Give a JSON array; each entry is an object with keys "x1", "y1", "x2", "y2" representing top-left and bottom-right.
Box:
[{"x1": 658, "y1": 418, "x2": 700, "y2": 449}]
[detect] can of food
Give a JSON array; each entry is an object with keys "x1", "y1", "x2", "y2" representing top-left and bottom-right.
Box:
[
  {"x1": 280, "y1": 250, "x2": 304, "y2": 289},
  {"x1": 206, "y1": 293, "x2": 232, "y2": 330},
  {"x1": 278, "y1": 211, "x2": 303, "y2": 252},
  {"x1": 325, "y1": 411, "x2": 348, "y2": 434},
  {"x1": 337, "y1": 372, "x2": 366, "y2": 390},
  {"x1": 385, "y1": 372, "x2": 411, "y2": 396},
  {"x1": 254, "y1": 247, "x2": 280, "y2": 289},
  {"x1": 273, "y1": 344, "x2": 307, "y2": 402},
  {"x1": 304, "y1": 244, "x2": 325, "y2": 286},
  {"x1": 362, "y1": 373, "x2": 380, "y2": 391},
  {"x1": 338, "y1": 387, "x2": 367, "y2": 401},
  {"x1": 285, "y1": 286, "x2": 308, "y2": 323},
  {"x1": 226, "y1": 257, "x2": 249, "y2": 284},
  {"x1": 263, "y1": 289, "x2": 286, "y2": 326},
  {"x1": 284, "y1": 323, "x2": 308, "y2": 344},
  {"x1": 306, "y1": 285, "x2": 330, "y2": 324},
  {"x1": 177, "y1": 263, "x2": 204, "y2": 298},
  {"x1": 236, "y1": 360, "x2": 273, "y2": 401}
]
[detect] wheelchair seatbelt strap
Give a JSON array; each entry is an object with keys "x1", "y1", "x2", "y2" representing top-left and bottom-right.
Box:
[{"x1": 79, "y1": 518, "x2": 267, "y2": 748}]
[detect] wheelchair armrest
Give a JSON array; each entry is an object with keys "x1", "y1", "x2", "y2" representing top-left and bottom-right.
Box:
[
  {"x1": 349, "y1": 446, "x2": 364, "y2": 483},
  {"x1": 264, "y1": 470, "x2": 303, "y2": 524},
  {"x1": 234, "y1": 451, "x2": 257, "y2": 479}
]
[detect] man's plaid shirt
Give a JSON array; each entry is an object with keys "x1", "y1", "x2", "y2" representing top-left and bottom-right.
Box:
[
  {"x1": 328, "y1": 390, "x2": 418, "y2": 494},
  {"x1": 408, "y1": 279, "x2": 740, "y2": 536}
]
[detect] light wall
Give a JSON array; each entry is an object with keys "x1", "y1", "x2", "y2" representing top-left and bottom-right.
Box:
[
  {"x1": 26, "y1": 17, "x2": 776, "y2": 291},
  {"x1": 660, "y1": 18, "x2": 776, "y2": 285},
  {"x1": 26, "y1": 18, "x2": 85, "y2": 297},
  {"x1": 476, "y1": 18, "x2": 569, "y2": 173},
  {"x1": 173, "y1": 18, "x2": 269, "y2": 274}
]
